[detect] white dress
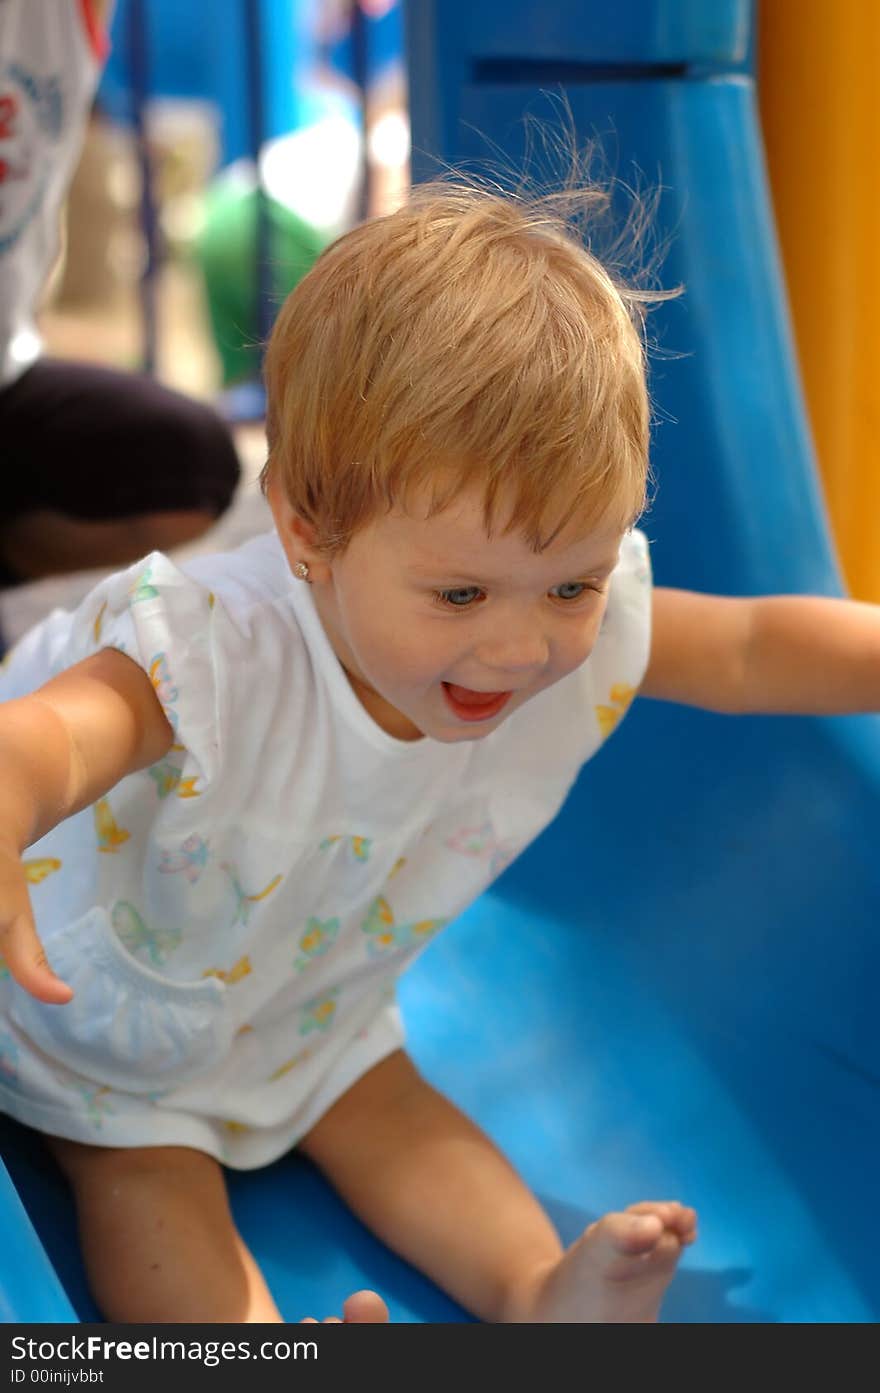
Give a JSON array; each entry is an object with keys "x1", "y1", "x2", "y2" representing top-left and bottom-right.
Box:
[{"x1": 0, "y1": 528, "x2": 652, "y2": 1168}]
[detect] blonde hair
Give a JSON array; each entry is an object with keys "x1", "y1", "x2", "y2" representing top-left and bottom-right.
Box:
[{"x1": 262, "y1": 178, "x2": 667, "y2": 555}]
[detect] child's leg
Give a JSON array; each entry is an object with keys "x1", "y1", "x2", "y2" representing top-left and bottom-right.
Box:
[
  {"x1": 299, "y1": 1051, "x2": 697, "y2": 1323},
  {"x1": 49, "y1": 1138, "x2": 284, "y2": 1321},
  {"x1": 48, "y1": 1138, "x2": 387, "y2": 1323}
]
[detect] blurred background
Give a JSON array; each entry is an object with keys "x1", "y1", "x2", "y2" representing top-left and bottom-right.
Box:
[{"x1": 48, "y1": 0, "x2": 408, "y2": 394}]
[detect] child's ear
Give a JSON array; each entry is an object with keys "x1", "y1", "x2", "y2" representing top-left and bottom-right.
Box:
[{"x1": 267, "y1": 478, "x2": 330, "y2": 581}]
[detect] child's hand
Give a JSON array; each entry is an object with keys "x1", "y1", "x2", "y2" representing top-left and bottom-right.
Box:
[
  {"x1": 0, "y1": 841, "x2": 72, "y2": 1003},
  {"x1": 0, "y1": 650, "x2": 176, "y2": 1007}
]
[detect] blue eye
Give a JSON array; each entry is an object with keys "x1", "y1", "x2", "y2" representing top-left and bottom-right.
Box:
[
  {"x1": 553, "y1": 582, "x2": 587, "y2": 601},
  {"x1": 434, "y1": 587, "x2": 481, "y2": 608}
]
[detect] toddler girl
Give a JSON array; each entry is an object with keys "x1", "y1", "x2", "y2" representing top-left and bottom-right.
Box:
[{"x1": 2, "y1": 182, "x2": 875, "y2": 1323}]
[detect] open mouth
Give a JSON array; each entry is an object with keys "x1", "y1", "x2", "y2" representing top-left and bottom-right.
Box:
[{"x1": 441, "y1": 682, "x2": 513, "y2": 722}]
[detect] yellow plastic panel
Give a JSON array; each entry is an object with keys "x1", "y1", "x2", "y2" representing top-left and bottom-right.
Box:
[{"x1": 758, "y1": 0, "x2": 880, "y2": 599}]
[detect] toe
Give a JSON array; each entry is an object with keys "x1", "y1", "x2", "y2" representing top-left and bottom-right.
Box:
[
  {"x1": 627, "y1": 1200, "x2": 698, "y2": 1243},
  {"x1": 343, "y1": 1289, "x2": 391, "y2": 1323},
  {"x1": 591, "y1": 1210, "x2": 666, "y2": 1259}
]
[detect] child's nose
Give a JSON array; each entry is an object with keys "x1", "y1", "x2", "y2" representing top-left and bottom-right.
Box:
[{"x1": 473, "y1": 622, "x2": 550, "y2": 678}]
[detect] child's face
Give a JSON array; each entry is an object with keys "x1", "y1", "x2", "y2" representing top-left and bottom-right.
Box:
[{"x1": 292, "y1": 484, "x2": 623, "y2": 743}]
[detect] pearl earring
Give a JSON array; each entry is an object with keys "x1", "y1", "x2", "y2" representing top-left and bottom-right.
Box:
[{"x1": 293, "y1": 561, "x2": 311, "y2": 582}]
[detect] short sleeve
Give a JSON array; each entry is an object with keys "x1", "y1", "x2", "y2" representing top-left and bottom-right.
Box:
[
  {"x1": 584, "y1": 527, "x2": 653, "y2": 742},
  {"x1": 62, "y1": 552, "x2": 222, "y2": 790}
]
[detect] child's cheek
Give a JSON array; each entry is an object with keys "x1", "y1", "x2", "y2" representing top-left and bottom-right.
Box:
[
  {"x1": 379, "y1": 627, "x2": 441, "y2": 686},
  {"x1": 555, "y1": 617, "x2": 602, "y2": 681}
]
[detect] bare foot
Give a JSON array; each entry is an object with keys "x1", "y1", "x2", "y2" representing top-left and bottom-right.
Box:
[
  {"x1": 512, "y1": 1201, "x2": 697, "y2": 1323},
  {"x1": 301, "y1": 1289, "x2": 390, "y2": 1323}
]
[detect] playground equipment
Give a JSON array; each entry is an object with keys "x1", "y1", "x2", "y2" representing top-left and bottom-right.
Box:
[
  {"x1": 1, "y1": 0, "x2": 878, "y2": 1322},
  {"x1": 758, "y1": 0, "x2": 880, "y2": 602}
]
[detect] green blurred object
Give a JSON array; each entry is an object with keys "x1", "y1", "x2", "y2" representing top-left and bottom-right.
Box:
[{"x1": 197, "y1": 177, "x2": 330, "y2": 386}]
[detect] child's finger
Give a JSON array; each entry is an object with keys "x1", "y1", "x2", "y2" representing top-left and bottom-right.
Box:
[{"x1": 0, "y1": 912, "x2": 73, "y2": 1003}]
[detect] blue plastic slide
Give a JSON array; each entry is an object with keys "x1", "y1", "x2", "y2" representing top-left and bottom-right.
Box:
[{"x1": 1, "y1": 0, "x2": 878, "y2": 1321}]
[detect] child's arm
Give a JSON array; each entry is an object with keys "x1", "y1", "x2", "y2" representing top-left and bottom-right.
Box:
[
  {"x1": 0, "y1": 649, "x2": 174, "y2": 1003},
  {"x1": 642, "y1": 587, "x2": 880, "y2": 715}
]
